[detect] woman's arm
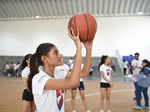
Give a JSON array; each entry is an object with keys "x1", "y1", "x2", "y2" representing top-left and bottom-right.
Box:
[
  {"x1": 45, "y1": 48, "x2": 82, "y2": 90},
  {"x1": 80, "y1": 41, "x2": 93, "y2": 78},
  {"x1": 45, "y1": 27, "x2": 82, "y2": 90}
]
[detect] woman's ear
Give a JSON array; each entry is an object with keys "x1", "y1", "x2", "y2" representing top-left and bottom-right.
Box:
[
  {"x1": 41, "y1": 56, "x2": 45, "y2": 63},
  {"x1": 41, "y1": 55, "x2": 49, "y2": 64},
  {"x1": 26, "y1": 60, "x2": 29, "y2": 64}
]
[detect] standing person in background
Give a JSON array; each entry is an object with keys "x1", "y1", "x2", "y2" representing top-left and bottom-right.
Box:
[
  {"x1": 132, "y1": 53, "x2": 142, "y2": 75},
  {"x1": 68, "y1": 57, "x2": 74, "y2": 67},
  {"x1": 13, "y1": 62, "x2": 17, "y2": 71},
  {"x1": 70, "y1": 41, "x2": 93, "y2": 112},
  {"x1": 21, "y1": 54, "x2": 35, "y2": 112},
  {"x1": 89, "y1": 64, "x2": 94, "y2": 76},
  {"x1": 8, "y1": 62, "x2": 14, "y2": 76},
  {"x1": 99, "y1": 55, "x2": 113, "y2": 112},
  {"x1": 54, "y1": 54, "x2": 70, "y2": 112},
  {"x1": 133, "y1": 59, "x2": 150, "y2": 109},
  {"x1": 132, "y1": 53, "x2": 142, "y2": 101},
  {"x1": 123, "y1": 60, "x2": 128, "y2": 76},
  {"x1": 14, "y1": 62, "x2": 21, "y2": 77},
  {"x1": 54, "y1": 54, "x2": 70, "y2": 79},
  {"x1": 3, "y1": 62, "x2": 9, "y2": 76}
]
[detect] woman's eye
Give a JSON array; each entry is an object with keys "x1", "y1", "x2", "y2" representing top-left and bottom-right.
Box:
[{"x1": 54, "y1": 50, "x2": 58, "y2": 55}]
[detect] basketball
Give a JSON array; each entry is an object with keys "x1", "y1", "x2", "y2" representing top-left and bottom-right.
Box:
[{"x1": 68, "y1": 13, "x2": 97, "y2": 42}]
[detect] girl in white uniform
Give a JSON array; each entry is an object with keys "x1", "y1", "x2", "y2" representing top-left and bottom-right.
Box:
[
  {"x1": 54, "y1": 55, "x2": 70, "y2": 80},
  {"x1": 99, "y1": 55, "x2": 113, "y2": 112},
  {"x1": 54, "y1": 55, "x2": 70, "y2": 112},
  {"x1": 21, "y1": 54, "x2": 35, "y2": 112},
  {"x1": 27, "y1": 28, "x2": 92, "y2": 112}
]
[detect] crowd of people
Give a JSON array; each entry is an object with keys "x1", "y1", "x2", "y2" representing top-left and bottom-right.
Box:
[
  {"x1": 2, "y1": 62, "x2": 21, "y2": 77},
  {"x1": 1, "y1": 58, "x2": 95, "y2": 78}
]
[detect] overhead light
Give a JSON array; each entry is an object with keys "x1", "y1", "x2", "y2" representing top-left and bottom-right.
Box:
[
  {"x1": 35, "y1": 16, "x2": 40, "y2": 18},
  {"x1": 138, "y1": 11, "x2": 143, "y2": 15}
]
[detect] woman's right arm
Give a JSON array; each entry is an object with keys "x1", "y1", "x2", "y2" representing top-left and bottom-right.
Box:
[{"x1": 45, "y1": 27, "x2": 82, "y2": 90}]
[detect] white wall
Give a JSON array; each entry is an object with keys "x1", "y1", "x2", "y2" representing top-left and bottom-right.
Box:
[{"x1": 0, "y1": 16, "x2": 150, "y2": 59}]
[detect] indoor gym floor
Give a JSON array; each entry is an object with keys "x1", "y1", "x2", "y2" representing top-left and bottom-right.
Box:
[{"x1": 0, "y1": 77, "x2": 149, "y2": 112}]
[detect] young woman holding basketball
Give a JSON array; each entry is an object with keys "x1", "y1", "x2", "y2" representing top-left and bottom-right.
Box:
[
  {"x1": 21, "y1": 54, "x2": 35, "y2": 112},
  {"x1": 27, "y1": 28, "x2": 92, "y2": 112},
  {"x1": 99, "y1": 55, "x2": 113, "y2": 112}
]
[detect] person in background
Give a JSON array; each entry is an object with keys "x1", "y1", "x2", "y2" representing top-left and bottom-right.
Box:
[
  {"x1": 89, "y1": 64, "x2": 94, "y2": 76},
  {"x1": 99, "y1": 55, "x2": 113, "y2": 112},
  {"x1": 13, "y1": 62, "x2": 17, "y2": 70},
  {"x1": 68, "y1": 57, "x2": 74, "y2": 67},
  {"x1": 132, "y1": 53, "x2": 142, "y2": 101},
  {"x1": 3, "y1": 62, "x2": 9, "y2": 76},
  {"x1": 14, "y1": 62, "x2": 21, "y2": 77},
  {"x1": 123, "y1": 60, "x2": 128, "y2": 76},
  {"x1": 133, "y1": 59, "x2": 150, "y2": 109},
  {"x1": 8, "y1": 62, "x2": 14, "y2": 76},
  {"x1": 132, "y1": 53, "x2": 142, "y2": 75},
  {"x1": 20, "y1": 54, "x2": 35, "y2": 112},
  {"x1": 54, "y1": 54, "x2": 70, "y2": 112}
]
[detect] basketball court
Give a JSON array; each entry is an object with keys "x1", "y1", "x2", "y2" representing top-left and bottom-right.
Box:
[
  {"x1": 0, "y1": 77, "x2": 149, "y2": 112},
  {"x1": 0, "y1": 0, "x2": 150, "y2": 112}
]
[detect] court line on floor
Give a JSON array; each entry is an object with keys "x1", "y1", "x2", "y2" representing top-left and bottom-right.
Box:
[{"x1": 64, "y1": 89, "x2": 134, "y2": 102}]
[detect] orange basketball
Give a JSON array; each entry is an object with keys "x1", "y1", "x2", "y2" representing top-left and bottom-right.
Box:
[{"x1": 68, "y1": 13, "x2": 97, "y2": 42}]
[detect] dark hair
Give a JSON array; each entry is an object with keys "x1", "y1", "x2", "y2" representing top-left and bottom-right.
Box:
[
  {"x1": 141, "y1": 59, "x2": 150, "y2": 72},
  {"x1": 135, "y1": 52, "x2": 140, "y2": 56},
  {"x1": 27, "y1": 43, "x2": 55, "y2": 93},
  {"x1": 98, "y1": 55, "x2": 109, "y2": 69},
  {"x1": 20, "y1": 54, "x2": 32, "y2": 71}
]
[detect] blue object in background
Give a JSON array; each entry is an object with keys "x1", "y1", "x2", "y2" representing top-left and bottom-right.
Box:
[{"x1": 122, "y1": 55, "x2": 135, "y2": 62}]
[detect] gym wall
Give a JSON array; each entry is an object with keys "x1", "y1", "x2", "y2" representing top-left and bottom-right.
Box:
[{"x1": 0, "y1": 16, "x2": 149, "y2": 58}]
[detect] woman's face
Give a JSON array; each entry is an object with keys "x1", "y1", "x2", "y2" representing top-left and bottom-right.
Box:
[
  {"x1": 142, "y1": 62, "x2": 147, "y2": 68},
  {"x1": 60, "y1": 55, "x2": 64, "y2": 65},
  {"x1": 105, "y1": 57, "x2": 111, "y2": 65},
  {"x1": 44, "y1": 47, "x2": 62, "y2": 67},
  {"x1": 26, "y1": 58, "x2": 31, "y2": 66}
]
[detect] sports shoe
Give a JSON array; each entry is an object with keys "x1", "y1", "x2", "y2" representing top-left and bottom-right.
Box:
[
  {"x1": 142, "y1": 105, "x2": 150, "y2": 109},
  {"x1": 100, "y1": 110, "x2": 104, "y2": 112},
  {"x1": 86, "y1": 110, "x2": 91, "y2": 112},
  {"x1": 133, "y1": 105, "x2": 142, "y2": 109},
  {"x1": 107, "y1": 110, "x2": 111, "y2": 112},
  {"x1": 72, "y1": 110, "x2": 77, "y2": 112}
]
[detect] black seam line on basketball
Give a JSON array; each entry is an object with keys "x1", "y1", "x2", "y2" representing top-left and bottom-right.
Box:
[
  {"x1": 74, "y1": 16, "x2": 78, "y2": 36},
  {"x1": 94, "y1": 18, "x2": 97, "y2": 37},
  {"x1": 84, "y1": 14, "x2": 89, "y2": 41},
  {"x1": 70, "y1": 17, "x2": 73, "y2": 35}
]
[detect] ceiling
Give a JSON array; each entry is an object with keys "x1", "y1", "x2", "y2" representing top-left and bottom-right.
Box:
[{"x1": 0, "y1": 0, "x2": 150, "y2": 20}]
